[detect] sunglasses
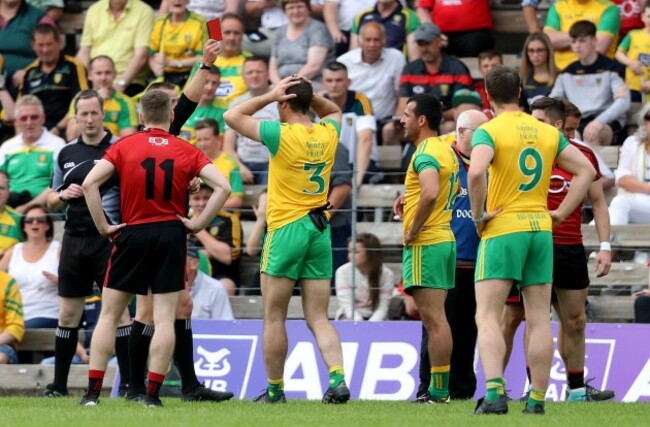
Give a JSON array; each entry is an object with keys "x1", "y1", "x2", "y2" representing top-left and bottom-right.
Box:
[
  {"x1": 17, "y1": 114, "x2": 42, "y2": 122},
  {"x1": 644, "y1": 114, "x2": 650, "y2": 122},
  {"x1": 24, "y1": 216, "x2": 48, "y2": 225}
]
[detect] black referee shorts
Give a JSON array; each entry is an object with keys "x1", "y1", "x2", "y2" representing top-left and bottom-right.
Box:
[
  {"x1": 58, "y1": 233, "x2": 111, "y2": 298},
  {"x1": 104, "y1": 221, "x2": 187, "y2": 295}
]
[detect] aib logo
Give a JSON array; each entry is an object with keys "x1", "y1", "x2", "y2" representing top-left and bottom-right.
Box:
[{"x1": 192, "y1": 334, "x2": 258, "y2": 399}]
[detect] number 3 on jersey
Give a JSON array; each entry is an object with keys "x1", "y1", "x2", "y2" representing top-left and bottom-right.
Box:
[
  {"x1": 518, "y1": 147, "x2": 543, "y2": 192},
  {"x1": 302, "y1": 162, "x2": 326, "y2": 194},
  {"x1": 141, "y1": 158, "x2": 174, "y2": 200}
]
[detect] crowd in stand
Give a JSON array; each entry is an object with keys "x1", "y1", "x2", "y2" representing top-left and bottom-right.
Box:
[{"x1": 2, "y1": 0, "x2": 650, "y2": 367}]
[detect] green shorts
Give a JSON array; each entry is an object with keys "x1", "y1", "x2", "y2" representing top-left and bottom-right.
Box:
[
  {"x1": 475, "y1": 231, "x2": 553, "y2": 288},
  {"x1": 403, "y1": 242, "x2": 456, "y2": 294},
  {"x1": 260, "y1": 215, "x2": 332, "y2": 280}
]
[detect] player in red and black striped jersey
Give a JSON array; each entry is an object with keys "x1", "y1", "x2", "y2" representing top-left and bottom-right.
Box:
[
  {"x1": 502, "y1": 97, "x2": 614, "y2": 402},
  {"x1": 79, "y1": 89, "x2": 231, "y2": 407}
]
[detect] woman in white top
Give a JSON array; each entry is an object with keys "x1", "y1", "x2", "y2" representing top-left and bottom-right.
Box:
[
  {"x1": 0, "y1": 205, "x2": 60, "y2": 328},
  {"x1": 609, "y1": 103, "x2": 650, "y2": 225},
  {"x1": 335, "y1": 233, "x2": 394, "y2": 321}
]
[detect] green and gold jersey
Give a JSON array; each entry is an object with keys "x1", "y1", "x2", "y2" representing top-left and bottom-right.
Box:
[
  {"x1": 403, "y1": 136, "x2": 459, "y2": 246},
  {"x1": 149, "y1": 11, "x2": 207, "y2": 73},
  {"x1": 259, "y1": 119, "x2": 340, "y2": 231},
  {"x1": 544, "y1": 0, "x2": 620, "y2": 70},
  {"x1": 212, "y1": 151, "x2": 243, "y2": 197},
  {"x1": 471, "y1": 111, "x2": 569, "y2": 239},
  {"x1": 0, "y1": 207, "x2": 23, "y2": 256},
  {"x1": 617, "y1": 29, "x2": 650, "y2": 92}
]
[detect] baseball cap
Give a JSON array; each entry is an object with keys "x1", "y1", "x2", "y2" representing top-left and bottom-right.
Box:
[
  {"x1": 414, "y1": 23, "x2": 442, "y2": 43},
  {"x1": 452, "y1": 89, "x2": 483, "y2": 108},
  {"x1": 187, "y1": 245, "x2": 200, "y2": 259}
]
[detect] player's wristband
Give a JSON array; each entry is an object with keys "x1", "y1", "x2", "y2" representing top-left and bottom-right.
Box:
[
  {"x1": 600, "y1": 241, "x2": 611, "y2": 251},
  {"x1": 472, "y1": 212, "x2": 486, "y2": 225}
]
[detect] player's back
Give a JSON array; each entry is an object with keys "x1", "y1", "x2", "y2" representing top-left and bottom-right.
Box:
[
  {"x1": 403, "y1": 136, "x2": 459, "y2": 246},
  {"x1": 104, "y1": 128, "x2": 210, "y2": 225},
  {"x1": 261, "y1": 120, "x2": 339, "y2": 231},
  {"x1": 472, "y1": 111, "x2": 566, "y2": 239}
]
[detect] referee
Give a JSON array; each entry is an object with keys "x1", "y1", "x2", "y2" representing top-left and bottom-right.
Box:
[{"x1": 44, "y1": 90, "x2": 131, "y2": 397}]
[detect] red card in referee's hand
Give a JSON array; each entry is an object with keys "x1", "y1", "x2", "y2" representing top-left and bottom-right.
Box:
[{"x1": 207, "y1": 18, "x2": 222, "y2": 41}]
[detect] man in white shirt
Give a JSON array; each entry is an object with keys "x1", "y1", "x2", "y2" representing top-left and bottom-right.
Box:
[
  {"x1": 223, "y1": 56, "x2": 277, "y2": 185},
  {"x1": 337, "y1": 22, "x2": 405, "y2": 139},
  {"x1": 0, "y1": 95, "x2": 64, "y2": 213},
  {"x1": 187, "y1": 246, "x2": 234, "y2": 321}
]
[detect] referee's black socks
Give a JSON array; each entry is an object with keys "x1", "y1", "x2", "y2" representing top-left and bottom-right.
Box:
[
  {"x1": 174, "y1": 318, "x2": 201, "y2": 393},
  {"x1": 53, "y1": 325, "x2": 79, "y2": 391}
]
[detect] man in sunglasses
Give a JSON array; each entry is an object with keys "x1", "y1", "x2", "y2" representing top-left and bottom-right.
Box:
[{"x1": 0, "y1": 95, "x2": 65, "y2": 213}]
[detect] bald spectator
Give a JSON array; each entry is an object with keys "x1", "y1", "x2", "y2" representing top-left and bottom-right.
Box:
[
  {"x1": 337, "y1": 22, "x2": 406, "y2": 127},
  {"x1": 0, "y1": 96, "x2": 64, "y2": 212},
  {"x1": 349, "y1": 0, "x2": 420, "y2": 60},
  {"x1": 66, "y1": 55, "x2": 138, "y2": 141},
  {"x1": 19, "y1": 24, "x2": 89, "y2": 134},
  {"x1": 76, "y1": 0, "x2": 155, "y2": 97}
]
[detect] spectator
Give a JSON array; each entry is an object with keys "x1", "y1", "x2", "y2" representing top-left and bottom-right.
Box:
[
  {"x1": 615, "y1": 4, "x2": 650, "y2": 103},
  {"x1": 0, "y1": 57, "x2": 15, "y2": 144},
  {"x1": 335, "y1": 233, "x2": 394, "y2": 321},
  {"x1": 66, "y1": 55, "x2": 138, "y2": 141},
  {"x1": 26, "y1": 0, "x2": 62, "y2": 22},
  {"x1": 329, "y1": 143, "x2": 353, "y2": 283},
  {"x1": 167, "y1": 0, "x2": 239, "y2": 21},
  {"x1": 559, "y1": 97, "x2": 616, "y2": 189},
  {"x1": 206, "y1": 12, "x2": 249, "y2": 105},
  {"x1": 608, "y1": 103, "x2": 650, "y2": 224},
  {"x1": 416, "y1": 0, "x2": 494, "y2": 57},
  {"x1": 223, "y1": 57, "x2": 275, "y2": 185},
  {"x1": 269, "y1": 0, "x2": 334, "y2": 88},
  {"x1": 180, "y1": 66, "x2": 226, "y2": 143},
  {"x1": 350, "y1": 0, "x2": 419, "y2": 60},
  {"x1": 76, "y1": 0, "x2": 155, "y2": 97},
  {"x1": 338, "y1": 22, "x2": 406, "y2": 126},
  {"x1": 322, "y1": 61, "x2": 382, "y2": 186},
  {"x1": 0, "y1": 96, "x2": 64, "y2": 212},
  {"x1": 242, "y1": 0, "x2": 324, "y2": 57},
  {"x1": 19, "y1": 24, "x2": 89, "y2": 134},
  {"x1": 323, "y1": 0, "x2": 375, "y2": 56},
  {"x1": 149, "y1": 0, "x2": 206, "y2": 88},
  {"x1": 195, "y1": 118, "x2": 243, "y2": 209},
  {"x1": 551, "y1": 20, "x2": 630, "y2": 146},
  {"x1": 1, "y1": 0, "x2": 55, "y2": 87},
  {"x1": 451, "y1": 89, "x2": 484, "y2": 117},
  {"x1": 188, "y1": 182, "x2": 242, "y2": 296},
  {"x1": 520, "y1": 32, "x2": 558, "y2": 110},
  {"x1": 474, "y1": 50, "x2": 502, "y2": 110},
  {"x1": 544, "y1": 0, "x2": 621, "y2": 71},
  {"x1": 243, "y1": 189, "x2": 266, "y2": 295},
  {"x1": 0, "y1": 172, "x2": 22, "y2": 261},
  {"x1": 0, "y1": 205, "x2": 59, "y2": 328},
  {"x1": 524, "y1": 0, "x2": 642, "y2": 39},
  {"x1": 385, "y1": 22, "x2": 472, "y2": 144},
  {"x1": 0, "y1": 270, "x2": 23, "y2": 364},
  {"x1": 186, "y1": 246, "x2": 234, "y2": 320}
]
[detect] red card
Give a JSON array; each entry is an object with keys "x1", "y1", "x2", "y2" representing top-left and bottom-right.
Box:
[{"x1": 207, "y1": 18, "x2": 222, "y2": 41}]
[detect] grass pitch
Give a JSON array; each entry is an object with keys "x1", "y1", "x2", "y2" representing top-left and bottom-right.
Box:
[{"x1": 3, "y1": 397, "x2": 650, "y2": 427}]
